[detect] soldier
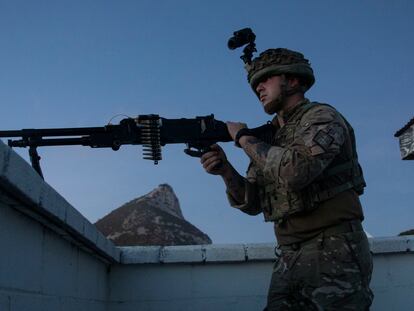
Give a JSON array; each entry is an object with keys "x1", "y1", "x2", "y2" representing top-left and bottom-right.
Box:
[{"x1": 201, "y1": 48, "x2": 374, "y2": 310}]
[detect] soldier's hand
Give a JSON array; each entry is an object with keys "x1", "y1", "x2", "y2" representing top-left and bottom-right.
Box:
[
  {"x1": 200, "y1": 144, "x2": 230, "y2": 176},
  {"x1": 226, "y1": 121, "x2": 247, "y2": 141}
]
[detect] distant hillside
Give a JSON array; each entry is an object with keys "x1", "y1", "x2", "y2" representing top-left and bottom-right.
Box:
[
  {"x1": 399, "y1": 229, "x2": 414, "y2": 236},
  {"x1": 95, "y1": 184, "x2": 212, "y2": 246}
]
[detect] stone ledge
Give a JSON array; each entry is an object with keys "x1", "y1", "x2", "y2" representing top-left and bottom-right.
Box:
[
  {"x1": 118, "y1": 237, "x2": 414, "y2": 264},
  {"x1": 204, "y1": 244, "x2": 246, "y2": 262},
  {"x1": 0, "y1": 140, "x2": 120, "y2": 263},
  {"x1": 244, "y1": 243, "x2": 276, "y2": 261},
  {"x1": 118, "y1": 243, "x2": 277, "y2": 264},
  {"x1": 120, "y1": 246, "x2": 162, "y2": 264},
  {"x1": 369, "y1": 236, "x2": 414, "y2": 254},
  {"x1": 161, "y1": 245, "x2": 205, "y2": 263}
]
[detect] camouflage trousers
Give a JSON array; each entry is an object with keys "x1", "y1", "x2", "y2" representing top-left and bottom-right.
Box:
[{"x1": 265, "y1": 231, "x2": 374, "y2": 310}]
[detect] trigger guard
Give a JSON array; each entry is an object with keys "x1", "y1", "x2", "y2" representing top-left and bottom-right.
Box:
[{"x1": 184, "y1": 148, "x2": 204, "y2": 157}]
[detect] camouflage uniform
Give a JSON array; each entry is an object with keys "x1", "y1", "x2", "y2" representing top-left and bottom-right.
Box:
[
  {"x1": 227, "y1": 49, "x2": 374, "y2": 310},
  {"x1": 268, "y1": 229, "x2": 373, "y2": 310}
]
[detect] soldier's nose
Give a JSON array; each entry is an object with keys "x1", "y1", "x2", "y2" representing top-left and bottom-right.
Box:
[{"x1": 256, "y1": 83, "x2": 264, "y2": 93}]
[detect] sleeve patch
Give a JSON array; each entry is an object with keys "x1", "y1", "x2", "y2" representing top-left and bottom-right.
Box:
[{"x1": 313, "y1": 130, "x2": 334, "y2": 151}]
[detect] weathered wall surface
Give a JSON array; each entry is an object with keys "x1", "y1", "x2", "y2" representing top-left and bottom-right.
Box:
[
  {"x1": 369, "y1": 238, "x2": 414, "y2": 310},
  {"x1": 0, "y1": 200, "x2": 111, "y2": 311},
  {"x1": 0, "y1": 140, "x2": 120, "y2": 311},
  {"x1": 109, "y1": 245, "x2": 273, "y2": 311},
  {"x1": 109, "y1": 262, "x2": 271, "y2": 311}
]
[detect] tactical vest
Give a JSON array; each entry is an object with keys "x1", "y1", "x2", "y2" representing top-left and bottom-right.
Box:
[{"x1": 254, "y1": 102, "x2": 366, "y2": 224}]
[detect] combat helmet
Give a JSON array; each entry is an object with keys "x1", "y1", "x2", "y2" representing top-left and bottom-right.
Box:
[{"x1": 246, "y1": 48, "x2": 315, "y2": 94}]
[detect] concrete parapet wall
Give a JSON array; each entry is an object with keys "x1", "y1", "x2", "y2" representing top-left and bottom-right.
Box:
[
  {"x1": 109, "y1": 261, "x2": 272, "y2": 311},
  {"x1": 112, "y1": 238, "x2": 414, "y2": 311},
  {"x1": 0, "y1": 190, "x2": 110, "y2": 311},
  {"x1": 0, "y1": 140, "x2": 119, "y2": 311},
  {"x1": 0, "y1": 140, "x2": 120, "y2": 263}
]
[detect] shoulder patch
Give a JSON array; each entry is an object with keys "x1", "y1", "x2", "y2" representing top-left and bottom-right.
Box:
[{"x1": 313, "y1": 130, "x2": 334, "y2": 151}]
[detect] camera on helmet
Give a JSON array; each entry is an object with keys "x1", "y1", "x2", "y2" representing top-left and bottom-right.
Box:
[
  {"x1": 227, "y1": 28, "x2": 256, "y2": 50},
  {"x1": 227, "y1": 28, "x2": 257, "y2": 65}
]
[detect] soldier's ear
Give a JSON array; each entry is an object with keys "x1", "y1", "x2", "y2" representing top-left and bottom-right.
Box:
[{"x1": 287, "y1": 76, "x2": 301, "y2": 88}]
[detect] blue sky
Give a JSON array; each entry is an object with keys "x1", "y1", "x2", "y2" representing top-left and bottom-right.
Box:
[{"x1": 0, "y1": 0, "x2": 413, "y2": 243}]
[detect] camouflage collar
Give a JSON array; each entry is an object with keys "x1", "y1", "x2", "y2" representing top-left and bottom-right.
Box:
[{"x1": 282, "y1": 98, "x2": 311, "y2": 123}]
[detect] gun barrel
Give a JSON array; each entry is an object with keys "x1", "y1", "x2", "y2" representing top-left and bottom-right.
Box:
[
  {"x1": 8, "y1": 137, "x2": 93, "y2": 148},
  {"x1": 0, "y1": 127, "x2": 108, "y2": 138}
]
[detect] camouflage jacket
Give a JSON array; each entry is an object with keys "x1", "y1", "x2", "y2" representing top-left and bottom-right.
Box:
[{"x1": 227, "y1": 99, "x2": 365, "y2": 227}]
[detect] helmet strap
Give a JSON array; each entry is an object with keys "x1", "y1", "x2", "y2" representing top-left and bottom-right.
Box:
[
  {"x1": 262, "y1": 75, "x2": 304, "y2": 115},
  {"x1": 283, "y1": 74, "x2": 304, "y2": 96}
]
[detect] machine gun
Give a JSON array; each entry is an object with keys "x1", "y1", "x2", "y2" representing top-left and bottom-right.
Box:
[
  {"x1": 0, "y1": 114, "x2": 271, "y2": 179},
  {"x1": 0, "y1": 114, "x2": 230, "y2": 178}
]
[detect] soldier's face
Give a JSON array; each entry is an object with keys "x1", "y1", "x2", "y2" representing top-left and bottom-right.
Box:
[{"x1": 255, "y1": 75, "x2": 286, "y2": 114}]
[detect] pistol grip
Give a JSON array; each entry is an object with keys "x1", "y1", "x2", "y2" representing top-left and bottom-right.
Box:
[{"x1": 184, "y1": 148, "x2": 203, "y2": 157}]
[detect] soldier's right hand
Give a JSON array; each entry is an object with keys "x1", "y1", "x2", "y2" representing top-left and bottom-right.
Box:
[{"x1": 200, "y1": 144, "x2": 230, "y2": 176}]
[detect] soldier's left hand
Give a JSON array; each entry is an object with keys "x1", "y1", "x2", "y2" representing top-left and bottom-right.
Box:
[{"x1": 226, "y1": 121, "x2": 247, "y2": 141}]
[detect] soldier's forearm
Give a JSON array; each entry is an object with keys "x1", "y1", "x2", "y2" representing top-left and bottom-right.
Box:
[
  {"x1": 221, "y1": 164, "x2": 246, "y2": 204},
  {"x1": 239, "y1": 136, "x2": 271, "y2": 170}
]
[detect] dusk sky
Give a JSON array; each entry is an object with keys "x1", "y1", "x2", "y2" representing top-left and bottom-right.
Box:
[{"x1": 1, "y1": 0, "x2": 413, "y2": 243}]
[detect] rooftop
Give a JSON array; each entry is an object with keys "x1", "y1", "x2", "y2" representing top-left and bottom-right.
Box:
[{"x1": 395, "y1": 116, "x2": 414, "y2": 137}]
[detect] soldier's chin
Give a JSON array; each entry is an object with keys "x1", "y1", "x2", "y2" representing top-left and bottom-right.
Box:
[{"x1": 263, "y1": 101, "x2": 279, "y2": 115}]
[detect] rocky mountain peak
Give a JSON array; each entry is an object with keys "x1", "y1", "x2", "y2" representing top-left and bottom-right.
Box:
[
  {"x1": 95, "y1": 184, "x2": 211, "y2": 246},
  {"x1": 133, "y1": 183, "x2": 184, "y2": 219}
]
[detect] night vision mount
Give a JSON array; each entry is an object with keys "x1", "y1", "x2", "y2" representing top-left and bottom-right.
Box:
[{"x1": 227, "y1": 28, "x2": 257, "y2": 64}]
